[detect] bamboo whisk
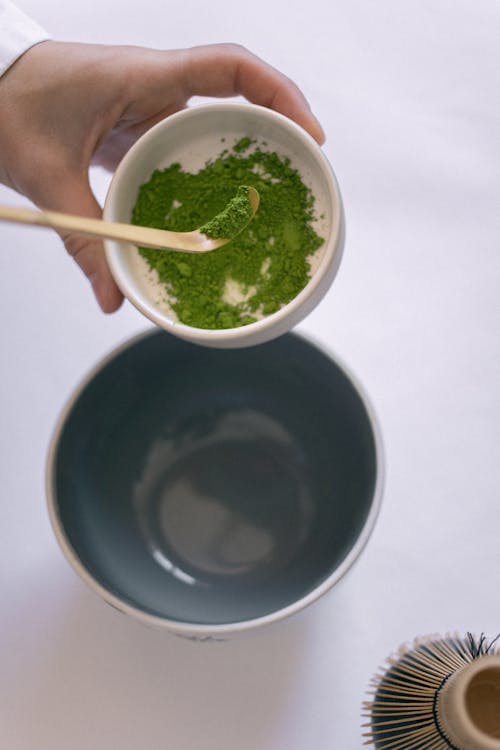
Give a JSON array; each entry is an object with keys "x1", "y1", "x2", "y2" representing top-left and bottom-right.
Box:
[{"x1": 363, "y1": 632, "x2": 500, "y2": 750}]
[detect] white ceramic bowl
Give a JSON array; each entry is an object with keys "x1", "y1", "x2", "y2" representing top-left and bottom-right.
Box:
[
  {"x1": 104, "y1": 103, "x2": 344, "y2": 348},
  {"x1": 46, "y1": 329, "x2": 383, "y2": 639}
]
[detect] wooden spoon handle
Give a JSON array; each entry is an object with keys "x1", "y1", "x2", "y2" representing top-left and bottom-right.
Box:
[{"x1": 0, "y1": 204, "x2": 219, "y2": 253}]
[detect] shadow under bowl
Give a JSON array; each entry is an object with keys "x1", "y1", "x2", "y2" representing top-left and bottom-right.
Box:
[{"x1": 46, "y1": 330, "x2": 383, "y2": 637}]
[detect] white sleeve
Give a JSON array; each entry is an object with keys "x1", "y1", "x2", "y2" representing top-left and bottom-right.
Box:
[{"x1": 0, "y1": 1, "x2": 49, "y2": 77}]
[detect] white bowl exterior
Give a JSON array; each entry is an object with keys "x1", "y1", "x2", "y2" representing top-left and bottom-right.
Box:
[{"x1": 104, "y1": 103, "x2": 344, "y2": 348}]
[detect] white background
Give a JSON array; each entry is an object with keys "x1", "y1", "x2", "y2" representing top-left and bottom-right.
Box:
[{"x1": 1, "y1": 1, "x2": 499, "y2": 748}]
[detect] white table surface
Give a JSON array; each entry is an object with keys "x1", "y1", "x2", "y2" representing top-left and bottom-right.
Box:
[{"x1": 1, "y1": 1, "x2": 499, "y2": 747}]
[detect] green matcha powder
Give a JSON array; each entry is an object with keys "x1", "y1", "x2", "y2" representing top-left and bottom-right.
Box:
[
  {"x1": 132, "y1": 138, "x2": 324, "y2": 330},
  {"x1": 200, "y1": 184, "x2": 254, "y2": 239}
]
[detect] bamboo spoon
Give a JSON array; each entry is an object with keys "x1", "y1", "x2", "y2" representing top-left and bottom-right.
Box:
[{"x1": 0, "y1": 186, "x2": 260, "y2": 254}]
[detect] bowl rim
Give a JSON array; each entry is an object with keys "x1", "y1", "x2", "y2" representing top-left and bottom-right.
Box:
[
  {"x1": 45, "y1": 327, "x2": 384, "y2": 637},
  {"x1": 103, "y1": 102, "x2": 344, "y2": 346}
]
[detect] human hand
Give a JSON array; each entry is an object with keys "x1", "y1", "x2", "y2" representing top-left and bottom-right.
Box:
[{"x1": 0, "y1": 41, "x2": 325, "y2": 312}]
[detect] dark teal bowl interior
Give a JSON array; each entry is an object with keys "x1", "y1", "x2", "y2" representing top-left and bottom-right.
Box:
[{"x1": 52, "y1": 330, "x2": 378, "y2": 625}]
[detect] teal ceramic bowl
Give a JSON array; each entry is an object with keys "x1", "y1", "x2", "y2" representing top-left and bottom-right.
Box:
[{"x1": 46, "y1": 330, "x2": 383, "y2": 638}]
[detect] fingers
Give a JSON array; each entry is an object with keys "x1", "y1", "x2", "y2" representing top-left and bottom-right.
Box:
[
  {"x1": 64, "y1": 232, "x2": 124, "y2": 314},
  {"x1": 40, "y1": 177, "x2": 123, "y2": 313},
  {"x1": 178, "y1": 44, "x2": 325, "y2": 144}
]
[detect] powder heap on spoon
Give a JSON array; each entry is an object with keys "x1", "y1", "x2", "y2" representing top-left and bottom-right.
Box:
[{"x1": 200, "y1": 185, "x2": 255, "y2": 239}]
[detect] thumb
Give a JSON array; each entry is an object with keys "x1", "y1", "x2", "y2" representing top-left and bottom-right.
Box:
[{"x1": 43, "y1": 177, "x2": 123, "y2": 313}]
